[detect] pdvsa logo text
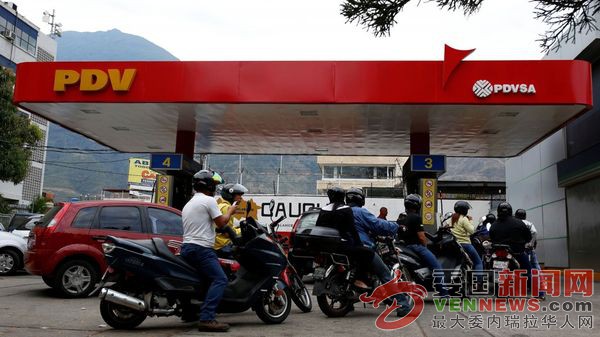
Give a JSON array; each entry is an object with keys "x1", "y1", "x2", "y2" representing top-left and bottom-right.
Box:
[{"x1": 472, "y1": 80, "x2": 536, "y2": 98}]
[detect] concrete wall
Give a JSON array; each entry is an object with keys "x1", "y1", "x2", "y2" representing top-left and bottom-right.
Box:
[{"x1": 505, "y1": 130, "x2": 568, "y2": 267}]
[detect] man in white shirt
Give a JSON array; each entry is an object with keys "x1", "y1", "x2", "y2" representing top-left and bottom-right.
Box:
[
  {"x1": 515, "y1": 209, "x2": 540, "y2": 270},
  {"x1": 180, "y1": 170, "x2": 238, "y2": 332}
]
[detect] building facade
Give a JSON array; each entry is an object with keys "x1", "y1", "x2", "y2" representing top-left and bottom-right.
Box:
[
  {"x1": 0, "y1": 2, "x2": 56, "y2": 209},
  {"x1": 506, "y1": 19, "x2": 600, "y2": 271},
  {"x1": 316, "y1": 156, "x2": 406, "y2": 196}
]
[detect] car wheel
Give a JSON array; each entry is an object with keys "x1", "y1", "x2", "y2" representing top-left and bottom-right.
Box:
[
  {"x1": 55, "y1": 259, "x2": 99, "y2": 298},
  {"x1": 0, "y1": 249, "x2": 21, "y2": 276}
]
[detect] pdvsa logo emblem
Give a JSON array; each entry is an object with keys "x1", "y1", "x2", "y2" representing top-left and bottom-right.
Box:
[{"x1": 473, "y1": 79, "x2": 536, "y2": 98}]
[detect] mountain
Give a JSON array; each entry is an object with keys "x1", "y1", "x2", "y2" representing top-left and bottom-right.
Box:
[
  {"x1": 44, "y1": 29, "x2": 178, "y2": 201},
  {"x1": 56, "y1": 29, "x2": 178, "y2": 61},
  {"x1": 43, "y1": 29, "x2": 505, "y2": 201}
]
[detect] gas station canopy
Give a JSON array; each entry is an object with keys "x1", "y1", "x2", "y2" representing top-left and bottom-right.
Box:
[{"x1": 13, "y1": 56, "x2": 592, "y2": 157}]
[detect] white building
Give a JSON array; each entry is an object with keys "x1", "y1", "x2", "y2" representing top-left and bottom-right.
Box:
[
  {"x1": 0, "y1": 2, "x2": 57, "y2": 209},
  {"x1": 316, "y1": 156, "x2": 406, "y2": 196}
]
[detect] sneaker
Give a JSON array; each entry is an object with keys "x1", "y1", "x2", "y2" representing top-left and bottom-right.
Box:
[{"x1": 197, "y1": 320, "x2": 230, "y2": 332}]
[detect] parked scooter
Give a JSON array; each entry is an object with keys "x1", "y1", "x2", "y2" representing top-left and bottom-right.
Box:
[
  {"x1": 394, "y1": 226, "x2": 473, "y2": 296},
  {"x1": 96, "y1": 215, "x2": 292, "y2": 329}
]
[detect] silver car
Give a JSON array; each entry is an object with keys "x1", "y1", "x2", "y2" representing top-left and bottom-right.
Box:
[{"x1": 0, "y1": 231, "x2": 27, "y2": 275}]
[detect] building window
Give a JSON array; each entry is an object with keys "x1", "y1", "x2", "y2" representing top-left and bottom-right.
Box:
[
  {"x1": 322, "y1": 166, "x2": 396, "y2": 180},
  {"x1": 22, "y1": 165, "x2": 42, "y2": 202},
  {"x1": 36, "y1": 47, "x2": 54, "y2": 62}
]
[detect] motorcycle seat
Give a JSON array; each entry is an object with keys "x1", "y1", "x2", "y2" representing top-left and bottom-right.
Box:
[{"x1": 151, "y1": 238, "x2": 196, "y2": 271}]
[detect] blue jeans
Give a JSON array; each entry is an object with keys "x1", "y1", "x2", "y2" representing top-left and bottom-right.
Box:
[
  {"x1": 407, "y1": 244, "x2": 449, "y2": 297},
  {"x1": 527, "y1": 249, "x2": 541, "y2": 270},
  {"x1": 371, "y1": 251, "x2": 411, "y2": 309},
  {"x1": 181, "y1": 243, "x2": 228, "y2": 321},
  {"x1": 515, "y1": 252, "x2": 533, "y2": 291},
  {"x1": 461, "y1": 243, "x2": 483, "y2": 282}
]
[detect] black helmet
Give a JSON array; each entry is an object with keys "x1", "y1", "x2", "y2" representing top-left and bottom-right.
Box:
[
  {"x1": 515, "y1": 209, "x2": 526, "y2": 220},
  {"x1": 327, "y1": 186, "x2": 345, "y2": 203},
  {"x1": 497, "y1": 202, "x2": 513, "y2": 218},
  {"x1": 193, "y1": 170, "x2": 223, "y2": 193},
  {"x1": 454, "y1": 201, "x2": 471, "y2": 216},
  {"x1": 483, "y1": 213, "x2": 496, "y2": 225},
  {"x1": 345, "y1": 187, "x2": 365, "y2": 207},
  {"x1": 404, "y1": 194, "x2": 422, "y2": 212},
  {"x1": 220, "y1": 183, "x2": 248, "y2": 203}
]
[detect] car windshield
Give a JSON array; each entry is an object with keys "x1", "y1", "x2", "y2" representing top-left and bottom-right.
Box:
[{"x1": 297, "y1": 211, "x2": 319, "y2": 231}]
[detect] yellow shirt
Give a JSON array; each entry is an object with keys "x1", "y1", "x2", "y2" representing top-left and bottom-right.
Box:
[
  {"x1": 450, "y1": 215, "x2": 475, "y2": 244},
  {"x1": 214, "y1": 200, "x2": 242, "y2": 250}
]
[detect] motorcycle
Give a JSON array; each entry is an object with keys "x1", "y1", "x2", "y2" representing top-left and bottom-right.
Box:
[
  {"x1": 485, "y1": 243, "x2": 520, "y2": 296},
  {"x1": 252, "y1": 210, "x2": 312, "y2": 313},
  {"x1": 294, "y1": 226, "x2": 398, "y2": 318},
  {"x1": 394, "y1": 226, "x2": 473, "y2": 296},
  {"x1": 96, "y1": 215, "x2": 291, "y2": 329}
]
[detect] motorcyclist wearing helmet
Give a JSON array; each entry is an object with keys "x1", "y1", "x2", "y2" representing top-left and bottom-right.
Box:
[
  {"x1": 400, "y1": 194, "x2": 448, "y2": 297},
  {"x1": 180, "y1": 170, "x2": 237, "y2": 332},
  {"x1": 214, "y1": 183, "x2": 248, "y2": 259},
  {"x1": 316, "y1": 187, "x2": 373, "y2": 287},
  {"x1": 450, "y1": 201, "x2": 483, "y2": 289},
  {"x1": 515, "y1": 209, "x2": 540, "y2": 270},
  {"x1": 346, "y1": 187, "x2": 412, "y2": 317},
  {"x1": 478, "y1": 213, "x2": 496, "y2": 233},
  {"x1": 489, "y1": 202, "x2": 533, "y2": 289}
]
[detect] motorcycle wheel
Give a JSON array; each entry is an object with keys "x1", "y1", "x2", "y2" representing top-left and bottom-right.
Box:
[
  {"x1": 316, "y1": 294, "x2": 354, "y2": 318},
  {"x1": 254, "y1": 283, "x2": 291, "y2": 324},
  {"x1": 286, "y1": 271, "x2": 312, "y2": 313},
  {"x1": 100, "y1": 299, "x2": 147, "y2": 329}
]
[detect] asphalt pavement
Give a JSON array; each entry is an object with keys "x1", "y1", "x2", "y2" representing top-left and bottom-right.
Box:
[{"x1": 0, "y1": 272, "x2": 598, "y2": 336}]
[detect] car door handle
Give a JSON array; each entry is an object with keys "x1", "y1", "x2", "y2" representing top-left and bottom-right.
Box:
[{"x1": 92, "y1": 235, "x2": 108, "y2": 241}]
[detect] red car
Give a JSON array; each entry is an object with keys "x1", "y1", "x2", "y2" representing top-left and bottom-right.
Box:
[{"x1": 26, "y1": 200, "x2": 183, "y2": 298}]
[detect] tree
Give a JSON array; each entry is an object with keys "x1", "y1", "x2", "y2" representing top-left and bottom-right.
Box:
[
  {"x1": 340, "y1": 0, "x2": 600, "y2": 52},
  {"x1": 0, "y1": 194, "x2": 12, "y2": 214},
  {"x1": 29, "y1": 195, "x2": 49, "y2": 214},
  {"x1": 0, "y1": 67, "x2": 42, "y2": 184}
]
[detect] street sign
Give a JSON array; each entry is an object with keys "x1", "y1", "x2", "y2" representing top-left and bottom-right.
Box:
[
  {"x1": 411, "y1": 155, "x2": 446, "y2": 173},
  {"x1": 150, "y1": 153, "x2": 183, "y2": 170},
  {"x1": 154, "y1": 175, "x2": 173, "y2": 206},
  {"x1": 420, "y1": 178, "x2": 437, "y2": 226}
]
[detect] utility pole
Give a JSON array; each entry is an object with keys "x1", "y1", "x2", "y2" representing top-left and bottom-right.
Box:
[
  {"x1": 276, "y1": 155, "x2": 282, "y2": 195},
  {"x1": 238, "y1": 154, "x2": 243, "y2": 185}
]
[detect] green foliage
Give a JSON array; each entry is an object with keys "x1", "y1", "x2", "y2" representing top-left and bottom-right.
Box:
[
  {"x1": 0, "y1": 194, "x2": 12, "y2": 214},
  {"x1": 340, "y1": 0, "x2": 600, "y2": 52},
  {"x1": 0, "y1": 67, "x2": 43, "y2": 184},
  {"x1": 29, "y1": 195, "x2": 49, "y2": 213}
]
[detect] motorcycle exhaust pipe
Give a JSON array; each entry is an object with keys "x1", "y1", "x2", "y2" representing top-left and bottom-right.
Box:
[{"x1": 99, "y1": 288, "x2": 146, "y2": 311}]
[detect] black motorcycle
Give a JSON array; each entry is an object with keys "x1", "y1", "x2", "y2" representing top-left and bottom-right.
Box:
[
  {"x1": 294, "y1": 226, "x2": 399, "y2": 318},
  {"x1": 394, "y1": 227, "x2": 473, "y2": 296},
  {"x1": 96, "y1": 216, "x2": 291, "y2": 329}
]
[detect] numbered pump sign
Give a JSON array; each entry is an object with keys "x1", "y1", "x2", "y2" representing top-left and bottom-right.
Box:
[
  {"x1": 420, "y1": 178, "x2": 437, "y2": 226},
  {"x1": 150, "y1": 153, "x2": 183, "y2": 170}
]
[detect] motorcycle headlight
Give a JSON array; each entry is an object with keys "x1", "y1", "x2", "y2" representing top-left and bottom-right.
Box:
[{"x1": 102, "y1": 242, "x2": 116, "y2": 254}]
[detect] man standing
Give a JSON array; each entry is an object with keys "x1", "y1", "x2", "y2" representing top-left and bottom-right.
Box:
[{"x1": 180, "y1": 170, "x2": 238, "y2": 332}]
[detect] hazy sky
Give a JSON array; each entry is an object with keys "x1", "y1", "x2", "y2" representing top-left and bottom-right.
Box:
[{"x1": 16, "y1": 0, "x2": 548, "y2": 61}]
